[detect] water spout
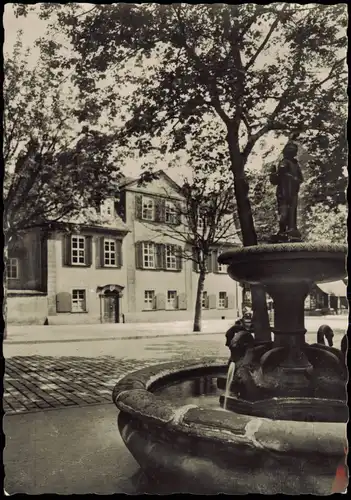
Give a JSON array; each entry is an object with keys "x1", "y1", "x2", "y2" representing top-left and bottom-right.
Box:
[{"x1": 224, "y1": 361, "x2": 235, "y2": 410}]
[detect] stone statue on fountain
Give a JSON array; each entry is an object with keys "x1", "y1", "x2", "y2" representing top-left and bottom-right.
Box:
[{"x1": 269, "y1": 140, "x2": 304, "y2": 242}]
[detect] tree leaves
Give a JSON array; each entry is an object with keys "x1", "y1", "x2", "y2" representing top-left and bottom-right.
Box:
[
  {"x1": 13, "y1": 3, "x2": 347, "y2": 245},
  {"x1": 3, "y1": 31, "x2": 122, "y2": 238}
]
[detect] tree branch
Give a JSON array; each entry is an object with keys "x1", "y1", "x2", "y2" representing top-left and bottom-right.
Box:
[
  {"x1": 241, "y1": 48, "x2": 345, "y2": 161},
  {"x1": 245, "y1": 3, "x2": 289, "y2": 72},
  {"x1": 171, "y1": 4, "x2": 231, "y2": 125}
]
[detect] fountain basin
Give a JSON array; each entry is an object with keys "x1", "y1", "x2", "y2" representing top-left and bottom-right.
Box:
[
  {"x1": 218, "y1": 243, "x2": 347, "y2": 285},
  {"x1": 112, "y1": 359, "x2": 347, "y2": 495}
]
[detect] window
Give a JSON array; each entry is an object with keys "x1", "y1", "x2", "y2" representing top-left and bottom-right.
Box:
[
  {"x1": 217, "y1": 251, "x2": 226, "y2": 273},
  {"x1": 142, "y1": 196, "x2": 154, "y2": 221},
  {"x1": 144, "y1": 290, "x2": 155, "y2": 310},
  {"x1": 100, "y1": 199, "x2": 114, "y2": 218},
  {"x1": 143, "y1": 242, "x2": 156, "y2": 268},
  {"x1": 7, "y1": 258, "x2": 18, "y2": 279},
  {"x1": 104, "y1": 239, "x2": 117, "y2": 267},
  {"x1": 202, "y1": 291, "x2": 208, "y2": 309},
  {"x1": 167, "y1": 290, "x2": 177, "y2": 309},
  {"x1": 71, "y1": 236, "x2": 86, "y2": 265},
  {"x1": 165, "y1": 245, "x2": 177, "y2": 270},
  {"x1": 219, "y1": 291, "x2": 228, "y2": 309},
  {"x1": 218, "y1": 262, "x2": 226, "y2": 272},
  {"x1": 165, "y1": 201, "x2": 177, "y2": 224},
  {"x1": 72, "y1": 289, "x2": 86, "y2": 312}
]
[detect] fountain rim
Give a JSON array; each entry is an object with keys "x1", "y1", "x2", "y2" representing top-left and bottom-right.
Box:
[
  {"x1": 112, "y1": 358, "x2": 346, "y2": 455},
  {"x1": 218, "y1": 242, "x2": 347, "y2": 265}
]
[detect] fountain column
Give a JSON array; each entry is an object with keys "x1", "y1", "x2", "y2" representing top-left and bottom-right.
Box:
[
  {"x1": 263, "y1": 281, "x2": 313, "y2": 391},
  {"x1": 267, "y1": 281, "x2": 309, "y2": 347}
]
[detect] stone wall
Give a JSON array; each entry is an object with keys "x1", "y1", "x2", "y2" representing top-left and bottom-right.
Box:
[{"x1": 7, "y1": 292, "x2": 48, "y2": 325}]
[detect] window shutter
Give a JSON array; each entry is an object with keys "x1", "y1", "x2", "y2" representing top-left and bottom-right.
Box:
[
  {"x1": 135, "y1": 242, "x2": 143, "y2": 269},
  {"x1": 156, "y1": 293, "x2": 166, "y2": 310},
  {"x1": 176, "y1": 246, "x2": 183, "y2": 271},
  {"x1": 159, "y1": 199, "x2": 166, "y2": 222},
  {"x1": 161, "y1": 243, "x2": 166, "y2": 269},
  {"x1": 227, "y1": 294, "x2": 235, "y2": 309},
  {"x1": 206, "y1": 252, "x2": 213, "y2": 273},
  {"x1": 156, "y1": 243, "x2": 165, "y2": 269},
  {"x1": 213, "y1": 250, "x2": 219, "y2": 273},
  {"x1": 135, "y1": 194, "x2": 142, "y2": 220},
  {"x1": 19, "y1": 258, "x2": 29, "y2": 287},
  {"x1": 155, "y1": 198, "x2": 162, "y2": 222},
  {"x1": 56, "y1": 292, "x2": 72, "y2": 313},
  {"x1": 175, "y1": 202, "x2": 182, "y2": 225},
  {"x1": 99, "y1": 237, "x2": 105, "y2": 267},
  {"x1": 208, "y1": 294, "x2": 216, "y2": 309},
  {"x1": 177, "y1": 292, "x2": 187, "y2": 310},
  {"x1": 85, "y1": 236, "x2": 92, "y2": 267},
  {"x1": 116, "y1": 239, "x2": 123, "y2": 268},
  {"x1": 95, "y1": 237, "x2": 101, "y2": 268},
  {"x1": 117, "y1": 191, "x2": 126, "y2": 222},
  {"x1": 63, "y1": 234, "x2": 71, "y2": 266}
]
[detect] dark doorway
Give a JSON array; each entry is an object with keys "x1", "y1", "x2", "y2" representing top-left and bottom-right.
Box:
[{"x1": 103, "y1": 292, "x2": 120, "y2": 323}]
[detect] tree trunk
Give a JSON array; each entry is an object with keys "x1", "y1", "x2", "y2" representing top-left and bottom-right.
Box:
[
  {"x1": 226, "y1": 129, "x2": 271, "y2": 341},
  {"x1": 193, "y1": 269, "x2": 206, "y2": 332}
]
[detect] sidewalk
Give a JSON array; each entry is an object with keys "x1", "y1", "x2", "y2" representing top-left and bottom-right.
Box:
[
  {"x1": 4, "y1": 316, "x2": 348, "y2": 344},
  {"x1": 4, "y1": 404, "x2": 141, "y2": 494}
]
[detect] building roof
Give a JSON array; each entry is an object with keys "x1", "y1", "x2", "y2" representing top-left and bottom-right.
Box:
[
  {"x1": 51, "y1": 207, "x2": 130, "y2": 234},
  {"x1": 317, "y1": 281, "x2": 346, "y2": 297},
  {"x1": 119, "y1": 169, "x2": 182, "y2": 193},
  {"x1": 119, "y1": 176, "x2": 135, "y2": 187}
]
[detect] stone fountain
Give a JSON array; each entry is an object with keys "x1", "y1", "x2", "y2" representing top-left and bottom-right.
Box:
[{"x1": 113, "y1": 141, "x2": 348, "y2": 494}]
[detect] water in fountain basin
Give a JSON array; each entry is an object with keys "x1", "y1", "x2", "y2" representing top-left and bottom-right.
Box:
[{"x1": 224, "y1": 361, "x2": 235, "y2": 410}]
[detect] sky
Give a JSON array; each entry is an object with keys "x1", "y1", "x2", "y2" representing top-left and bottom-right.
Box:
[{"x1": 3, "y1": 3, "x2": 342, "y2": 185}]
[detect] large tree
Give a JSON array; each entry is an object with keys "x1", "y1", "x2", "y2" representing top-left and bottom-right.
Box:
[
  {"x1": 3, "y1": 33, "x2": 121, "y2": 244},
  {"x1": 14, "y1": 3, "x2": 347, "y2": 339}
]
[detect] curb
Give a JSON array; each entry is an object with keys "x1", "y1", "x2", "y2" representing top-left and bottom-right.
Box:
[{"x1": 4, "y1": 330, "x2": 225, "y2": 345}]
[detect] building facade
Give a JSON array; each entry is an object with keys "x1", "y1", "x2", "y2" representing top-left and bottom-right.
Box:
[{"x1": 7, "y1": 171, "x2": 242, "y2": 325}]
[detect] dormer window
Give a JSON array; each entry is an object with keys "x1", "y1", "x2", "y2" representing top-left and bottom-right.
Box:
[
  {"x1": 165, "y1": 201, "x2": 177, "y2": 224},
  {"x1": 142, "y1": 196, "x2": 154, "y2": 221},
  {"x1": 217, "y1": 250, "x2": 227, "y2": 273},
  {"x1": 100, "y1": 199, "x2": 114, "y2": 218}
]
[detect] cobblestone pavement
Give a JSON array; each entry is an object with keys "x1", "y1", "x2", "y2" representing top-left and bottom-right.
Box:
[
  {"x1": 4, "y1": 356, "x2": 171, "y2": 415},
  {"x1": 4, "y1": 335, "x2": 228, "y2": 415}
]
